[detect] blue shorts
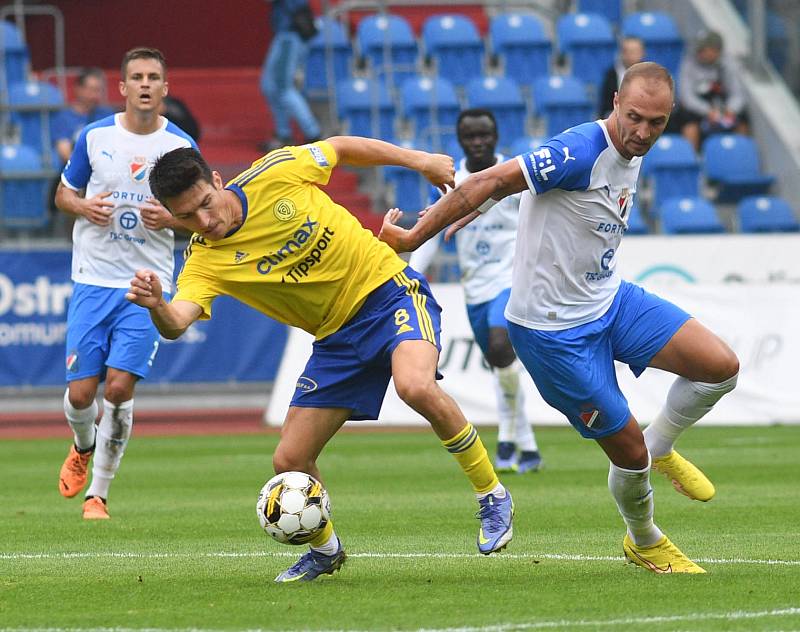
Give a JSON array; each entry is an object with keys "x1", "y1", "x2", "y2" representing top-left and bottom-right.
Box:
[
  {"x1": 508, "y1": 280, "x2": 691, "y2": 439},
  {"x1": 466, "y1": 288, "x2": 512, "y2": 357},
  {"x1": 65, "y1": 283, "x2": 167, "y2": 382},
  {"x1": 290, "y1": 267, "x2": 442, "y2": 420}
]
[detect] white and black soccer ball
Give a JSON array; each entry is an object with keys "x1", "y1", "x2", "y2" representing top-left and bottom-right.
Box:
[{"x1": 256, "y1": 471, "x2": 331, "y2": 545}]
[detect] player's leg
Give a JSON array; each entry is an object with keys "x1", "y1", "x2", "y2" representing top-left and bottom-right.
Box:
[
  {"x1": 59, "y1": 283, "x2": 107, "y2": 499},
  {"x1": 392, "y1": 339, "x2": 514, "y2": 554},
  {"x1": 613, "y1": 282, "x2": 739, "y2": 501},
  {"x1": 485, "y1": 290, "x2": 541, "y2": 473},
  {"x1": 273, "y1": 406, "x2": 350, "y2": 583},
  {"x1": 467, "y1": 299, "x2": 516, "y2": 472}
]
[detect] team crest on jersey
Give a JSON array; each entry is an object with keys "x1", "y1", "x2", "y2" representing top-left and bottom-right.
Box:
[
  {"x1": 66, "y1": 350, "x2": 79, "y2": 373},
  {"x1": 129, "y1": 157, "x2": 149, "y2": 183},
  {"x1": 617, "y1": 188, "x2": 630, "y2": 219},
  {"x1": 274, "y1": 198, "x2": 297, "y2": 222},
  {"x1": 579, "y1": 406, "x2": 600, "y2": 428}
]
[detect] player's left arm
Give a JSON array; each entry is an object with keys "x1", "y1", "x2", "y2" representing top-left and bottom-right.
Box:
[
  {"x1": 380, "y1": 159, "x2": 527, "y2": 253},
  {"x1": 326, "y1": 136, "x2": 455, "y2": 190}
]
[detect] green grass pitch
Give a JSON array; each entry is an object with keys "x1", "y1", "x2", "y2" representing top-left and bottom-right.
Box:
[{"x1": 1, "y1": 426, "x2": 799, "y2": 631}]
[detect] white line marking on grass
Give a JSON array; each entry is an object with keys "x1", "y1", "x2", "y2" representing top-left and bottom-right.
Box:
[
  {"x1": 0, "y1": 607, "x2": 799, "y2": 631},
  {"x1": 1, "y1": 550, "x2": 799, "y2": 566}
]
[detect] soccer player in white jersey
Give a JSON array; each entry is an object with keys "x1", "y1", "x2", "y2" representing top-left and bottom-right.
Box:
[
  {"x1": 410, "y1": 109, "x2": 542, "y2": 474},
  {"x1": 54, "y1": 48, "x2": 197, "y2": 519},
  {"x1": 381, "y1": 62, "x2": 739, "y2": 573}
]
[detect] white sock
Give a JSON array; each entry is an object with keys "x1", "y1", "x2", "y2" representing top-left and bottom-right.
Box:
[
  {"x1": 644, "y1": 373, "x2": 738, "y2": 457},
  {"x1": 513, "y1": 388, "x2": 538, "y2": 452},
  {"x1": 476, "y1": 481, "x2": 506, "y2": 501},
  {"x1": 86, "y1": 398, "x2": 133, "y2": 500},
  {"x1": 63, "y1": 388, "x2": 98, "y2": 451},
  {"x1": 311, "y1": 531, "x2": 340, "y2": 556},
  {"x1": 608, "y1": 455, "x2": 663, "y2": 547},
  {"x1": 493, "y1": 365, "x2": 516, "y2": 443}
]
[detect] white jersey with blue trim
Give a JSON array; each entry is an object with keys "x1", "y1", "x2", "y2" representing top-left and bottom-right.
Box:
[
  {"x1": 61, "y1": 113, "x2": 197, "y2": 293},
  {"x1": 409, "y1": 154, "x2": 521, "y2": 305},
  {"x1": 506, "y1": 119, "x2": 641, "y2": 330}
]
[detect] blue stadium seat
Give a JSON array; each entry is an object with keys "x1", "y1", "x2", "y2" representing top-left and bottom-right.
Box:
[
  {"x1": 737, "y1": 196, "x2": 799, "y2": 233},
  {"x1": 509, "y1": 135, "x2": 545, "y2": 157},
  {"x1": 304, "y1": 18, "x2": 352, "y2": 96},
  {"x1": 489, "y1": 13, "x2": 551, "y2": 88},
  {"x1": 8, "y1": 80, "x2": 64, "y2": 157},
  {"x1": 626, "y1": 204, "x2": 649, "y2": 235},
  {"x1": 465, "y1": 76, "x2": 526, "y2": 153},
  {"x1": 357, "y1": 14, "x2": 418, "y2": 87},
  {"x1": 660, "y1": 197, "x2": 725, "y2": 234},
  {"x1": 641, "y1": 135, "x2": 700, "y2": 211},
  {"x1": 767, "y1": 11, "x2": 788, "y2": 72},
  {"x1": 422, "y1": 14, "x2": 484, "y2": 88},
  {"x1": 532, "y1": 75, "x2": 593, "y2": 137},
  {"x1": 702, "y1": 134, "x2": 774, "y2": 203},
  {"x1": 0, "y1": 143, "x2": 51, "y2": 229},
  {"x1": 336, "y1": 78, "x2": 396, "y2": 140},
  {"x1": 578, "y1": 0, "x2": 622, "y2": 26},
  {"x1": 622, "y1": 12, "x2": 683, "y2": 76},
  {"x1": 384, "y1": 139, "x2": 429, "y2": 212},
  {"x1": 556, "y1": 13, "x2": 616, "y2": 92},
  {"x1": 1, "y1": 21, "x2": 29, "y2": 88},
  {"x1": 400, "y1": 75, "x2": 460, "y2": 152}
]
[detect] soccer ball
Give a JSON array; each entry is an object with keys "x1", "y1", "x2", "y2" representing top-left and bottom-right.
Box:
[{"x1": 256, "y1": 471, "x2": 331, "y2": 545}]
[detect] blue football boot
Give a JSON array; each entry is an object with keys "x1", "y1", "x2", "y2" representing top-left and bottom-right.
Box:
[
  {"x1": 274, "y1": 543, "x2": 346, "y2": 583},
  {"x1": 495, "y1": 441, "x2": 518, "y2": 473},
  {"x1": 517, "y1": 450, "x2": 543, "y2": 474},
  {"x1": 476, "y1": 490, "x2": 514, "y2": 554}
]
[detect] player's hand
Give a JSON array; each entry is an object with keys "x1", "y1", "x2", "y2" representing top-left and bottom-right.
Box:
[
  {"x1": 80, "y1": 191, "x2": 114, "y2": 226},
  {"x1": 379, "y1": 208, "x2": 412, "y2": 252},
  {"x1": 444, "y1": 210, "x2": 481, "y2": 241},
  {"x1": 140, "y1": 197, "x2": 174, "y2": 231},
  {"x1": 126, "y1": 269, "x2": 164, "y2": 309},
  {"x1": 420, "y1": 153, "x2": 455, "y2": 193}
]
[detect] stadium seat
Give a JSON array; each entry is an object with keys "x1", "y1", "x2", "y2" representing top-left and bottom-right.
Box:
[
  {"x1": 357, "y1": 14, "x2": 418, "y2": 87},
  {"x1": 702, "y1": 134, "x2": 774, "y2": 203},
  {"x1": 304, "y1": 17, "x2": 352, "y2": 96},
  {"x1": 556, "y1": 13, "x2": 616, "y2": 92},
  {"x1": 660, "y1": 197, "x2": 725, "y2": 234},
  {"x1": 422, "y1": 14, "x2": 484, "y2": 88},
  {"x1": 400, "y1": 75, "x2": 459, "y2": 152},
  {"x1": 0, "y1": 143, "x2": 51, "y2": 229},
  {"x1": 336, "y1": 78, "x2": 396, "y2": 140},
  {"x1": 578, "y1": 0, "x2": 622, "y2": 26},
  {"x1": 737, "y1": 196, "x2": 799, "y2": 233},
  {"x1": 465, "y1": 76, "x2": 526, "y2": 153},
  {"x1": 626, "y1": 204, "x2": 649, "y2": 235},
  {"x1": 1, "y1": 20, "x2": 29, "y2": 89},
  {"x1": 509, "y1": 135, "x2": 544, "y2": 157},
  {"x1": 532, "y1": 75, "x2": 593, "y2": 138},
  {"x1": 622, "y1": 12, "x2": 683, "y2": 76},
  {"x1": 641, "y1": 135, "x2": 700, "y2": 211},
  {"x1": 489, "y1": 13, "x2": 551, "y2": 88},
  {"x1": 8, "y1": 80, "x2": 64, "y2": 157}
]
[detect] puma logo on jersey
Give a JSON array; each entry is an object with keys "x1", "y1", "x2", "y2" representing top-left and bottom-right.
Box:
[{"x1": 563, "y1": 147, "x2": 576, "y2": 162}]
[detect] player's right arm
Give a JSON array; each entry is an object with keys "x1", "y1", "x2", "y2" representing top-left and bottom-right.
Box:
[
  {"x1": 380, "y1": 159, "x2": 527, "y2": 253},
  {"x1": 54, "y1": 182, "x2": 115, "y2": 226},
  {"x1": 126, "y1": 269, "x2": 202, "y2": 339}
]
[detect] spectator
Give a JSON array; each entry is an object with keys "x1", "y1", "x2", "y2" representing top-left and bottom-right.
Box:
[
  {"x1": 259, "y1": 0, "x2": 321, "y2": 151},
  {"x1": 160, "y1": 95, "x2": 201, "y2": 143},
  {"x1": 598, "y1": 36, "x2": 645, "y2": 118},
  {"x1": 52, "y1": 67, "x2": 116, "y2": 165},
  {"x1": 676, "y1": 30, "x2": 750, "y2": 150}
]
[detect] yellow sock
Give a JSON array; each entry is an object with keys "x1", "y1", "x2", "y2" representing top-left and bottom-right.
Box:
[
  {"x1": 309, "y1": 519, "x2": 334, "y2": 548},
  {"x1": 442, "y1": 423, "x2": 500, "y2": 494}
]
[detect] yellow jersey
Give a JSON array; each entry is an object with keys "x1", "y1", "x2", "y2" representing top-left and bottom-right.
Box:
[{"x1": 172, "y1": 141, "x2": 407, "y2": 339}]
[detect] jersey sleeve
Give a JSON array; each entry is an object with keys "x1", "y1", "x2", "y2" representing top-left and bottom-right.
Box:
[
  {"x1": 60, "y1": 127, "x2": 92, "y2": 190},
  {"x1": 290, "y1": 140, "x2": 338, "y2": 185},
  {"x1": 516, "y1": 132, "x2": 593, "y2": 195},
  {"x1": 171, "y1": 244, "x2": 220, "y2": 320}
]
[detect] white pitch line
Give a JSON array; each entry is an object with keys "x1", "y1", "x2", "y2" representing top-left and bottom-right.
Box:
[
  {"x1": 1, "y1": 550, "x2": 799, "y2": 566},
  {"x1": 0, "y1": 607, "x2": 799, "y2": 632}
]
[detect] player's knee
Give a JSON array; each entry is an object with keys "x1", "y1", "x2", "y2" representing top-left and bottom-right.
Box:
[
  {"x1": 394, "y1": 378, "x2": 435, "y2": 410},
  {"x1": 273, "y1": 444, "x2": 314, "y2": 475},
  {"x1": 485, "y1": 345, "x2": 516, "y2": 368},
  {"x1": 709, "y1": 348, "x2": 740, "y2": 384},
  {"x1": 67, "y1": 386, "x2": 96, "y2": 411},
  {"x1": 103, "y1": 383, "x2": 132, "y2": 405}
]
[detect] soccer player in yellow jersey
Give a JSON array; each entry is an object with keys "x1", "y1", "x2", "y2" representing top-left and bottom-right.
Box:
[{"x1": 126, "y1": 136, "x2": 515, "y2": 582}]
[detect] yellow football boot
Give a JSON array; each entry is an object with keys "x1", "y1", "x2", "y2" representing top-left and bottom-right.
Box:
[
  {"x1": 623, "y1": 534, "x2": 706, "y2": 574},
  {"x1": 652, "y1": 450, "x2": 715, "y2": 501}
]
